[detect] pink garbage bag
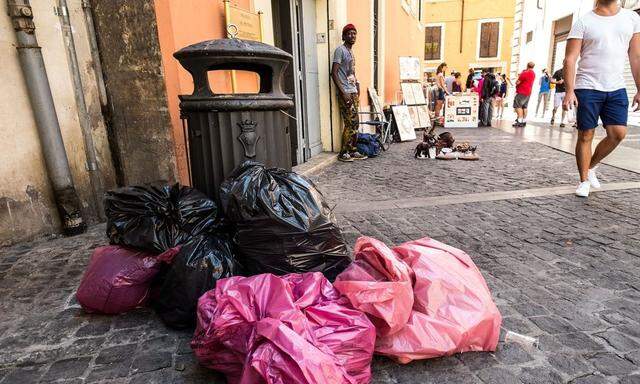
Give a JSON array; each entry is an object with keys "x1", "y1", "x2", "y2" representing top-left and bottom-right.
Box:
[
  {"x1": 334, "y1": 236, "x2": 502, "y2": 364},
  {"x1": 333, "y1": 237, "x2": 414, "y2": 337},
  {"x1": 76, "y1": 245, "x2": 178, "y2": 314},
  {"x1": 191, "y1": 272, "x2": 375, "y2": 384}
]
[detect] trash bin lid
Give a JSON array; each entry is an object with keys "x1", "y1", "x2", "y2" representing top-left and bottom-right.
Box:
[{"x1": 174, "y1": 38, "x2": 292, "y2": 61}]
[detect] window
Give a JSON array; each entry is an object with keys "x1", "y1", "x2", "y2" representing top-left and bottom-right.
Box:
[
  {"x1": 526, "y1": 31, "x2": 533, "y2": 43},
  {"x1": 479, "y1": 21, "x2": 500, "y2": 58},
  {"x1": 425, "y1": 25, "x2": 443, "y2": 61}
]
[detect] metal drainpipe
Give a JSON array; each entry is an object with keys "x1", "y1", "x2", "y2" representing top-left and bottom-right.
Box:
[
  {"x1": 56, "y1": 0, "x2": 105, "y2": 220},
  {"x1": 80, "y1": 0, "x2": 107, "y2": 108},
  {"x1": 7, "y1": 0, "x2": 86, "y2": 235}
]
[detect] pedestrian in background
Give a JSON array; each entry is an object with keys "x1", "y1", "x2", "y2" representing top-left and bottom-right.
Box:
[
  {"x1": 536, "y1": 69, "x2": 551, "y2": 117},
  {"x1": 512, "y1": 62, "x2": 536, "y2": 127},
  {"x1": 332, "y1": 23, "x2": 368, "y2": 162},
  {"x1": 452, "y1": 72, "x2": 463, "y2": 92},
  {"x1": 550, "y1": 68, "x2": 568, "y2": 127},
  {"x1": 495, "y1": 74, "x2": 508, "y2": 119},
  {"x1": 435, "y1": 62, "x2": 448, "y2": 119},
  {"x1": 564, "y1": 0, "x2": 640, "y2": 197},
  {"x1": 445, "y1": 71, "x2": 456, "y2": 94},
  {"x1": 466, "y1": 68, "x2": 475, "y2": 90}
]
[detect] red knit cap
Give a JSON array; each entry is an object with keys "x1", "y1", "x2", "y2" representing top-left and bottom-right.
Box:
[{"x1": 342, "y1": 24, "x2": 357, "y2": 35}]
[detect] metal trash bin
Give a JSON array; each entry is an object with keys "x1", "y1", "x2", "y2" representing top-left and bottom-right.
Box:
[{"x1": 174, "y1": 38, "x2": 294, "y2": 201}]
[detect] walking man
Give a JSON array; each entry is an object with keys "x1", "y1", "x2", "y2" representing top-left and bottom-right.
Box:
[
  {"x1": 512, "y1": 62, "x2": 536, "y2": 127},
  {"x1": 564, "y1": 0, "x2": 640, "y2": 197},
  {"x1": 535, "y1": 69, "x2": 551, "y2": 117},
  {"x1": 550, "y1": 68, "x2": 568, "y2": 127},
  {"x1": 332, "y1": 24, "x2": 367, "y2": 162}
]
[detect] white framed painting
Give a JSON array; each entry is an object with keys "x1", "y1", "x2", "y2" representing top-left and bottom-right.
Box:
[
  {"x1": 401, "y1": 83, "x2": 416, "y2": 105},
  {"x1": 391, "y1": 105, "x2": 417, "y2": 141},
  {"x1": 399, "y1": 56, "x2": 421, "y2": 81},
  {"x1": 411, "y1": 83, "x2": 426, "y2": 104}
]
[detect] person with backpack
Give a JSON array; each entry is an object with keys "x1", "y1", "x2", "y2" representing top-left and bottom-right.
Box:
[{"x1": 479, "y1": 72, "x2": 498, "y2": 127}]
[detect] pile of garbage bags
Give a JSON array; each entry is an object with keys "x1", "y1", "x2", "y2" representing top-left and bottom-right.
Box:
[
  {"x1": 76, "y1": 162, "x2": 351, "y2": 328},
  {"x1": 191, "y1": 272, "x2": 376, "y2": 384},
  {"x1": 75, "y1": 160, "x2": 502, "y2": 382},
  {"x1": 189, "y1": 236, "x2": 501, "y2": 382}
]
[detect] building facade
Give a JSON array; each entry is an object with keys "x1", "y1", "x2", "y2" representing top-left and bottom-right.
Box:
[
  {"x1": 1, "y1": 0, "x2": 426, "y2": 245},
  {"x1": 512, "y1": 0, "x2": 640, "y2": 122},
  {"x1": 422, "y1": 0, "x2": 517, "y2": 77}
]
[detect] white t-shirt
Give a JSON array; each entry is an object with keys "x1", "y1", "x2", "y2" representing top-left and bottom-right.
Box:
[{"x1": 568, "y1": 8, "x2": 640, "y2": 91}]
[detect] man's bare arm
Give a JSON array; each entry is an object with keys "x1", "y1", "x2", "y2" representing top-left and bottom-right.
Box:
[
  {"x1": 331, "y1": 62, "x2": 349, "y2": 103},
  {"x1": 563, "y1": 38, "x2": 582, "y2": 110},
  {"x1": 629, "y1": 33, "x2": 640, "y2": 111}
]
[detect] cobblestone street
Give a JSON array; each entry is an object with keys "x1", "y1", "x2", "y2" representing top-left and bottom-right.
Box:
[{"x1": 2, "y1": 125, "x2": 640, "y2": 384}]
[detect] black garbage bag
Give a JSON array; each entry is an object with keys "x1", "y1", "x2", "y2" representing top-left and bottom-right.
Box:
[
  {"x1": 105, "y1": 184, "x2": 218, "y2": 254},
  {"x1": 151, "y1": 234, "x2": 240, "y2": 329},
  {"x1": 219, "y1": 161, "x2": 351, "y2": 281}
]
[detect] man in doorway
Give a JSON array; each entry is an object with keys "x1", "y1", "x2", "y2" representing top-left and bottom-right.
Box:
[
  {"x1": 550, "y1": 67, "x2": 568, "y2": 127},
  {"x1": 512, "y1": 62, "x2": 536, "y2": 127},
  {"x1": 535, "y1": 68, "x2": 551, "y2": 117},
  {"x1": 332, "y1": 24, "x2": 367, "y2": 162},
  {"x1": 564, "y1": 0, "x2": 640, "y2": 197}
]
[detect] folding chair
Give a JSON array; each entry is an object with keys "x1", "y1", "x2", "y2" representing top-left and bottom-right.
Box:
[{"x1": 357, "y1": 87, "x2": 394, "y2": 151}]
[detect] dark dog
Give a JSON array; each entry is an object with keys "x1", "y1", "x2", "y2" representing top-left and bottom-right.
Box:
[{"x1": 415, "y1": 126, "x2": 438, "y2": 158}]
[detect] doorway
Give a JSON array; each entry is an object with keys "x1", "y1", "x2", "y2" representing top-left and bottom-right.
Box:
[{"x1": 271, "y1": 0, "x2": 322, "y2": 165}]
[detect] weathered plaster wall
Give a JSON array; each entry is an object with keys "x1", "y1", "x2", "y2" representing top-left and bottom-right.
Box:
[
  {"x1": 91, "y1": 0, "x2": 177, "y2": 186},
  {"x1": 0, "y1": 0, "x2": 116, "y2": 246}
]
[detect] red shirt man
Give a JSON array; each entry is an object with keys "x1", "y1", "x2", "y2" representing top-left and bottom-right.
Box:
[{"x1": 513, "y1": 62, "x2": 536, "y2": 127}]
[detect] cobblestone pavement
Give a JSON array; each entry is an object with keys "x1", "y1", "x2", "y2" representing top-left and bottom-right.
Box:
[
  {"x1": 2, "y1": 127, "x2": 640, "y2": 383},
  {"x1": 310, "y1": 127, "x2": 640, "y2": 204}
]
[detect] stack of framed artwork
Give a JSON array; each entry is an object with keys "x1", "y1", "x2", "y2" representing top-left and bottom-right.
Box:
[{"x1": 391, "y1": 56, "x2": 430, "y2": 142}]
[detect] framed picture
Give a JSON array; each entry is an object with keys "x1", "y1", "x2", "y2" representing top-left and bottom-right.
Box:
[
  {"x1": 401, "y1": 83, "x2": 416, "y2": 105},
  {"x1": 408, "y1": 106, "x2": 421, "y2": 128},
  {"x1": 391, "y1": 105, "x2": 417, "y2": 141},
  {"x1": 417, "y1": 105, "x2": 431, "y2": 128},
  {"x1": 411, "y1": 83, "x2": 426, "y2": 104},
  {"x1": 399, "y1": 56, "x2": 421, "y2": 81},
  {"x1": 368, "y1": 87, "x2": 384, "y2": 115}
]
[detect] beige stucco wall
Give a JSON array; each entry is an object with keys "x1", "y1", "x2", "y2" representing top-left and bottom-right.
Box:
[{"x1": 0, "y1": 0, "x2": 116, "y2": 246}]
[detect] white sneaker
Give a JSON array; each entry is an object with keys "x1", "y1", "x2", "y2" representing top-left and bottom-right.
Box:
[
  {"x1": 575, "y1": 181, "x2": 591, "y2": 198},
  {"x1": 588, "y1": 167, "x2": 601, "y2": 189}
]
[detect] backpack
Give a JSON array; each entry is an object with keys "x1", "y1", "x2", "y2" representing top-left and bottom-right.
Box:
[{"x1": 356, "y1": 133, "x2": 381, "y2": 157}]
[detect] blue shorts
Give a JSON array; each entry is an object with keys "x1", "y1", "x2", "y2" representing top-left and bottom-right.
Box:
[{"x1": 575, "y1": 88, "x2": 628, "y2": 131}]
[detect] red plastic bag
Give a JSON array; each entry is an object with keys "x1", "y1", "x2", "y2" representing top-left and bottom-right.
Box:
[
  {"x1": 76, "y1": 245, "x2": 178, "y2": 314},
  {"x1": 335, "y1": 237, "x2": 502, "y2": 364},
  {"x1": 191, "y1": 272, "x2": 375, "y2": 384}
]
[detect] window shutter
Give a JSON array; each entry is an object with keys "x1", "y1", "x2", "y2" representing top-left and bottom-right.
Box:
[
  {"x1": 424, "y1": 26, "x2": 442, "y2": 60},
  {"x1": 480, "y1": 22, "x2": 499, "y2": 58}
]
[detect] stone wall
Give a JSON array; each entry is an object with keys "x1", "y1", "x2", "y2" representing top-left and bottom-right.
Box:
[{"x1": 91, "y1": 0, "x2": 177, "y2": 186}]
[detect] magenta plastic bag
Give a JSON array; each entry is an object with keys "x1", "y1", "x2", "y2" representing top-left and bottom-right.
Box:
[
  {"x1": 76, "y1": 245, "x2": 178, "y2": 315},
  {"x1": 191, "y1": 272, "x2": 375, "y2": 384},
  {"x1": 335, "y1": 236, "x2": 502, "y2": 364},
  {"x1": 333, "y1": 237, "x2": 414, "y2": 337}
]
